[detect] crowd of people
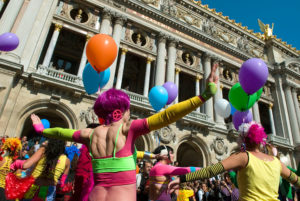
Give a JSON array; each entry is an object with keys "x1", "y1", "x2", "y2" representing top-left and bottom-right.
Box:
[{"x1": 0, "y1": 63, "x2": 299, "y2": 201}]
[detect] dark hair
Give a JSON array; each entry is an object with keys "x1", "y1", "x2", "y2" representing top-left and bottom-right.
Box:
[
  {"x1": 42, "y1": 138, "x2": 66, "y2": 179},
  {"x1": 87, "y1": 123, "x2": 100, "y2": 128},
  {"x1": 153, "y1": 145, "x2": 173, "y2": 161}
]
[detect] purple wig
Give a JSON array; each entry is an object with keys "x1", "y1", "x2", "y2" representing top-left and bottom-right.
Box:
[{"x1": 93, "y1": 89, "x2": 130, "y2": 125}]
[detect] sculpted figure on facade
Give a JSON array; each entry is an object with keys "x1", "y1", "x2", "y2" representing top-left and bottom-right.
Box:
[
  {"x1": 237, "y1": 36, "x2": 250, "y2": 51},
  {"x1": 258, "y1": 19, "x2": 274, "y2": 40},
  {"x1": 155, "y1": 126, "x2": 175, "y2": 144},
  {"x1": 161, "y1": 0, "x2": 177, "y2": 17},
  {"x1": 80, "y1": 107, "x2": 98, "y2": 125},
  {"x1": 210, "y1": 137, "x2": 228, "y2": 161},
  {"x1": 202, "y1": 18, "x2": 217, "y2": 36}
]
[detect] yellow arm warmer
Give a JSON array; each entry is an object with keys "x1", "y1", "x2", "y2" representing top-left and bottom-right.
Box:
[
  {"x1": 147, "y1": 82, "x2": 217, "y2": 131},
  {"x1": 136, "y1": 151, "x2": 156, "y2": 159}
]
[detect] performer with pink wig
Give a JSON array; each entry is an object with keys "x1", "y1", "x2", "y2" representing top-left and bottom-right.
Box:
[
  {"x1": 168, "y1": 122, "x2": 300, "y2": 201},
  {"x1": 30, "y1": 63, "x2": 219, "y2": 201}
]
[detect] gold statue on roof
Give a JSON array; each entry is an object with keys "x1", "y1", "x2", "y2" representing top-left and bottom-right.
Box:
[
  {"x1": 258, "y1": 19, "x2": 274, "y2": 40},
  {"x1": 190, "y1": 0, "x2": 202, "y2": 6}
]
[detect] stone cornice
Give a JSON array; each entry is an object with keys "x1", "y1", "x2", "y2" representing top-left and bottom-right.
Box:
[{"x1": 0, "y1": 58, "x2": 23, "y2": 76}]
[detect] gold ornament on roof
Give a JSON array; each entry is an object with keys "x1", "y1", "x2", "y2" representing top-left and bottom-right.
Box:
[
  {"x1": 191, "y1": 0, "x2": 202, "y2": 6},
  {"x1": 258, "y1": 19, "x2": 274, "y2": 40}
]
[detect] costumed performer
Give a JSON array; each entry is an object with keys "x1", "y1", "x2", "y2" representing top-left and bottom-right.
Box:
[
  {"x1": 30, "y1": 63, "x2": 218, "y2": 201},
  {"x1": 168, "y1": 122, "x2": 300, "y2": 201},
  {"x1": 149, "y1": 145, "x2": 200, "y2": 201},
  {"x1": 10, "y1": 138, "x2": 70, "y2": 201},
  {"x1": 0, "y1": 138, "x2": 22, "y2": 201}
]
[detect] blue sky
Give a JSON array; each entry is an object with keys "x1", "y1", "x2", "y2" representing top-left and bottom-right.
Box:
[{"x1": 201, "y1": 0, "x2": 300, "y2": 50}]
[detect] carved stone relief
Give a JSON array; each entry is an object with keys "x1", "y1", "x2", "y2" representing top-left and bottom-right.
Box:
[
  {"x1": 216, "y1": 29, "x2": 236, "y2": 46},
  {"x1": 210, "y1": 137, "x2": 228, "y2": 161},
  {"x1": 141, "y1": 0, "x2": 160, "y2": 7},
  {"x1": 288, "y1": 62, "x2": 300, "y2": 73},
  {"x1": 237, "y1": 36, "x2": 250, "y2": 51},
  {"x1": 177, "y1": 9, "x2": 201, "y2": 27},
  {"x1": 124, "y1": 26, "x2": 154, "y2": 51},
  {"x1": 161, "y1": 0, "x2": 178, "y2": 17},
  {"x1": 202, "y1": 18, "x2": 217, "y2": 37},
  {"x1": 154, "y1": 126, "x2": 175, "y2": 144},
  {"x1": 79, "y1": 107, "x2": 98, "y2": 125}
]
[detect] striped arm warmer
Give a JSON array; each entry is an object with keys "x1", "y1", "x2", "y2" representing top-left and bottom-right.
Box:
[
  {"x1": 287, "y1": 171, "x2": 300, "y2": 188},
  {"x1": 179, "y1": 162, "x2": 225, "y2": 183}
]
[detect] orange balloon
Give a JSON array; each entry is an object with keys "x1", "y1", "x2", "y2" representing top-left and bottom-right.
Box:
[{"x1": 86, "y1": 34, "x2": 118, "y2": 72}]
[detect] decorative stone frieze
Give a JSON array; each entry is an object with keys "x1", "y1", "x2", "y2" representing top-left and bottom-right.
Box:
[{"x1": 79, "y1": 107, "x2": 98, "y2": 125}]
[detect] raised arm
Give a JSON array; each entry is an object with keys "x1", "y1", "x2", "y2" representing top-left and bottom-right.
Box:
[
  {"x1": 160, "y1": 165, "x2": 200, "y2": 176},
  {"x1": 136, "y1": 151, "x2": 156, "y2": 160},
  {"x1": 281, "y1": 162, "x2": 300, "y2": 188},
  {"x1": 147, "y1": 63, "x2": 218, "y2": 131},
  {"x1": 31, "y1": 114, "x2": 91, "y2": 145}
]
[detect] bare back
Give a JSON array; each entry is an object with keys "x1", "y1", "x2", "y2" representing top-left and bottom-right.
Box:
[{"x1": 87, "y1": 122, "x2": 131, "y2": 158}]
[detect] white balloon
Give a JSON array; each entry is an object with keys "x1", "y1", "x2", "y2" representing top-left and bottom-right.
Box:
[
  {"x1": 280, "y1": 156, "x2": 289, "y2": 166},
  {"x1": 214, "y1": 99, "x2": 231, "y2": 118}
]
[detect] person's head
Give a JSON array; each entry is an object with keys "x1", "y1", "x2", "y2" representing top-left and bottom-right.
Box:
[
  {"x1": 153, "y1": 145, "x2": 174, "y2": 164},
  {"x1": 93, "y1": 89, "x2": 130, "y2": 125},
  {"x1": 1, "y1": 138, "x2": 22, "y2": 160},
  {"x1": 43, "y1": 138, "x2": 66, "y2": 175},
  {"x1": 21, "y1": 149, "x2": 27, "y2": 157},
  {"x1": 223, "y1": 172, "x2": 232, "y2": 185},
  {"x1": 201, "y1": 183, "x2": 208, "y2": 192},
  {"x1": 143, "y1": 160, "x2": 153, "y2": 175},
  {"x1": 21, "y1": 136, "x2": 27, "y2": 142},
  {"x1": 238, "y1": 122, "x2": 267, "y2": 151},
  {"x1": 174, "y1": 161, "x2": 179, "y2": 167}
]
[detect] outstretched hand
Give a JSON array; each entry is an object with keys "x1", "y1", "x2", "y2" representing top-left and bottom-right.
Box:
[
  {"x1": 31, "y1": 114, "x2": 42, "y2": 125},
  {"x1": 207, "y1": 62, "x2": 219, "y2": 84},
  {"x1": 167, "y1": 177, "x2": 180, "y2": 194}
]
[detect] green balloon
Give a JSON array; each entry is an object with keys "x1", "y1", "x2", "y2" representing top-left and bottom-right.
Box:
[
  {"x1": 229, "y1": 83, "x2": 257, "y2": 111},
  {"x1": 256, "y1": 88, "x2": 263, "y2": 101}
]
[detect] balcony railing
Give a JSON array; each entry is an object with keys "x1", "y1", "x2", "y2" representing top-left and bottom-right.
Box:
[{"x1": 36, "y1": 65, "x2": 83, "y2": 86}]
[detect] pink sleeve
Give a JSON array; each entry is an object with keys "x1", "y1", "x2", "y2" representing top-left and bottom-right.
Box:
[
  {"x1": 129, "y1": 119, "x2": 150, "y2": 139},
  {"x1": 72, "y1": 130, "x2": 87, "y2": 145},
  {"x1": 150, "y1": 164, "x2": 200, "y2": 176}
]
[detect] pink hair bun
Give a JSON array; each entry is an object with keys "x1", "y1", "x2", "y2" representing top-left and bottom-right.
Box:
[{"x1": 247, "y1": 123, "x2": 267, "y2": 145}]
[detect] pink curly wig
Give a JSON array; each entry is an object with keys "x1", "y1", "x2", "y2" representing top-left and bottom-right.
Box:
[
  {"x1": 93, "y1": 89, "x2": 130, "y2": 125},
  {"x1": 239, "y1": 122, "x2": 267, "y2": 149}
]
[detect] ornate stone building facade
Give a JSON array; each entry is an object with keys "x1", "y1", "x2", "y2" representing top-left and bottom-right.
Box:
[{"x1": 0, "y1": 0, "x2": 299, "y2": 167}]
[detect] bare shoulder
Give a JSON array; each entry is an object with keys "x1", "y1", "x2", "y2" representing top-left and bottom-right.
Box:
[
  {"x1": 123, "y1": 120, "x2": 133, "y2": 135},
  {"x1": 222, "y1": 151, "x2": 248, "y2": 171}
]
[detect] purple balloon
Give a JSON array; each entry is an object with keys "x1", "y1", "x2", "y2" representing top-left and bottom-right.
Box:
[
  {"x1": 162, "y1": 82, "x2": 178, "y2": 105},
  {"x1": 0, "y1": 32, "x2": 19, "y2": 52},
  {"x1": 233, "y1": 110, "x2": 253, "y2": 130},
  {"x1": 239, "y1": 58, "x2": 268, "y2": 95}
]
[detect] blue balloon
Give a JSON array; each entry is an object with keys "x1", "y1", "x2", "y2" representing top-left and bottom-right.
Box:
[
  {"x1": 82, "y1": 63, "x2": 101, "y2": 95},
  {"x1": 99, "y1": 68, "x2": 110, "y2": 89},
  {"x1": 41, "y1": 119, "x2": 50, "y2": 129},
  {"x1": 149, "y1": 86, "x2": 168, "y2": 111},
  {"x1": 230, "y1": 102, "x2": 237, "y2": 116}
]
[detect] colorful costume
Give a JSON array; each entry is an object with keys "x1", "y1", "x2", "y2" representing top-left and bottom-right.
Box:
[
  {"x1": 23, "y1": 154, "x2": 67, "y2": 201},
  {"x1": 0, "y1": 156, "x2": 13, "y2": 201},
  {"x1": 34, "y1": 83, "x2": 216, "y2": 191},
  {"x1": 149, "y1": 162, "x2": 199, "y2": 201},
  {"x1": 177, "y1": 189, "x2": 194, "y2": 201}
]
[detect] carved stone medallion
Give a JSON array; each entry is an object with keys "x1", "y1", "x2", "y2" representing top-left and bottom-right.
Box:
[
  {"x1": 155, "y1": 126, "x2": 175, "y2": 144},
  {"x1": 210, "y1": 137, "x2": 228, "y2": 161}
]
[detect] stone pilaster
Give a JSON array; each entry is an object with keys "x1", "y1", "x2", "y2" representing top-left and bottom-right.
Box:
[
  {"x1": 143, "y1": 57, "x2": 153, "y2": 96},
  {"x1": 203, "y1": 53, "x2": 213, "y2": 120},
  {"x1": 77, "y1": 35, "x2": 91, "y2": 77},
  {"x1": 42, "y1": 23, "x2": 63, "y2": 67},
  {"x1": 115, "y1": 48, "x2": 128, "y2": 89},
  {"x1": 166, "y1": 37, "x2": 177, "y2": 83},
  {"x1": 195, "y1": 74, "x2": 202, "y2": 112},
  {"x1": 105, "y1": 14, "x2": 127, "y2": 89},
  {"x1": 268, "y1": 103, "x2": 276, "y2": 135},
  {"x1": 252, "y1": 102, "x2": 261, "y2": 123},
  {"x1": 292, "y1": 88, "x2": 300, "y2": 129},
  {"x1": 174, "y1": 67, "x2": 181, "y2": 103},
  {"x1": 155, "y1": 33, "x2": 167, "y2": 86},
  {"x1": 0, "y1": 0, "x2": 24, "y2": 34}
]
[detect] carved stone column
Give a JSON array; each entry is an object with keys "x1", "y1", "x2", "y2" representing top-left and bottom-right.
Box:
[
  {"x1": 0, "y1": 0, "x2": 5, "y2": 12},
  {"x1": 166, "y1": 38, "x2": 177, "y2": 83},
  {"x1": 155, "y1": 33, "x2": 167, "y2": 86},
  {"x1": 268, "y1": 103, "x2": 276, "y2": 135},
  {"x1": 99, "y1": 8, "x2": 112, "y2": 34},
  {"x1": 12, "y1": 0, "x2": 44, "y2": 66},
  {"x1": 252, "y1": 102, "x2": 261, "y2": 123},
  {"x1": 203, "y1": 53, "x2": 213, "y2": 120},
  {"x1": 115, "y1": 48, "x2": 128, "y2": 89},
  {"x1": 105, "y1": 15, "x2": 127, "y2": 89},
  {"x1": 42, "y1": 24, "x2": 63, "y2": 67},
  {"x1": 0, "y1": 0, "x2": 24, "y2": 34},
  {"x1": 77, "y1": 35, "x2": 91, "y2": 77},
  {"x1": 195, "y1": 74, "x2": 202, "y2": 112},
  {"x1": 143, "y1": 57, "x2": 153, "y2": 97},
  {"x1": 174, "y1": 67, "x2": 181, "y2": 103},
  {"x1": 284, "y1": 84, "x2": 300, "y2": 145},
  {"x1": 214, "y1": 67, "x2": 225, "y2": 124},
  {"x1": 292, "y1": 88, "x2": 300, "y2": 128}
]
